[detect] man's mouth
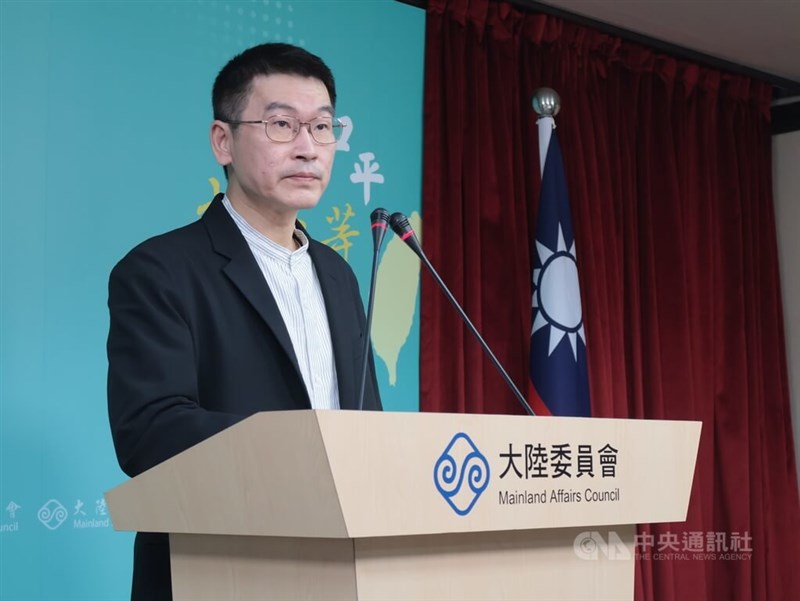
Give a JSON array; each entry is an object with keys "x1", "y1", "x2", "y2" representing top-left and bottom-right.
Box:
[{"x1": 285, "y1": 171, "x2": 319, "y2": 181}]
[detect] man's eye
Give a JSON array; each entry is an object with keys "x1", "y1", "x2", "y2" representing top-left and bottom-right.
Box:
[
  {"x1": 273, "y1": 119, "x2": 292, "y2": 129},
  {"x1": 313, "y1": 121, "x2": 332, "y2": 132}
]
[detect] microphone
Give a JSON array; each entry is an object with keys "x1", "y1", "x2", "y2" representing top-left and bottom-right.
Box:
[
  {"x1": 357, "y1": 208, "x2": 390, "y2": 411},
  {"x1": 388, "y1": 212, "x2": 536, "y2": 416},
  {"x1": 370, "y1": 207, "x2": 390, "y2": 251}
]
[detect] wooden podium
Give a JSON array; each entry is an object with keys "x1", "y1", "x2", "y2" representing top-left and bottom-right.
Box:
[{"x1": 106, "y1": 411, "x2": 701, "y2": 600}]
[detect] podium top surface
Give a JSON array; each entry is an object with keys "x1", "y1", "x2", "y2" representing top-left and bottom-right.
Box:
[{"x1": 106, "y1": 410, "x2": 701, "y2": 538}]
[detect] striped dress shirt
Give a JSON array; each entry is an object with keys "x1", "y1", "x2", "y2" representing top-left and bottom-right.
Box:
[{"x1": 223, "y1": 196, "x2": 340, "y2": 410}]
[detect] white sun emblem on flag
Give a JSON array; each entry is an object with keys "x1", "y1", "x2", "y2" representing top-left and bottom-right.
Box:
[{"x1": 531, "y1": 223, "x2": 586, "y2": 361}]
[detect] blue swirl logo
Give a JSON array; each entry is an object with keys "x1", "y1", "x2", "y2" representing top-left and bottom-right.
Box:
[
  {"x1": 433, "y1": 432, "x2": 490, "y2": 516},
  {"x1": 37, "y1": 499, "x2": 68, "y2": 530}
]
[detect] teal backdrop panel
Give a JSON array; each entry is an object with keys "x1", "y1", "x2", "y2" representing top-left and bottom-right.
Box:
[{"x1": 0, "y1": 1, "x2": 425, "y2": 599}]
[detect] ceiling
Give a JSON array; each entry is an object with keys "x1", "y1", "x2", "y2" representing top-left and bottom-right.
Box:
[{"x1": 536, "y1": 0, "x2": 800, "y2": 95}]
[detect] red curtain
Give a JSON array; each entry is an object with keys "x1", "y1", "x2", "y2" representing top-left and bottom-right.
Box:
[{"x1": 420, "y1": 0, "x2": 800, "y2": 598}]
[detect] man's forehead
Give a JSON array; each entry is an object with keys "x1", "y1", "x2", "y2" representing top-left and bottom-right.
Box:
[
  {"x1": 260, "y1": 101, "x2": 334, "y2": 116},
  {"x1": 247, "y1": 73, "x2": 331, "y2": 106}
]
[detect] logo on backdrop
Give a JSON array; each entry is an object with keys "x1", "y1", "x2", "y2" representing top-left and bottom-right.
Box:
[
  {"x1": 433, "y1": 433, "x2": 490, "y2": 516},
  {"x1": 37, "y1": 499, "x2": 68, "y2": 530}
]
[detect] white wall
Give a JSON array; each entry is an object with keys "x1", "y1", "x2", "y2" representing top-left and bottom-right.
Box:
[{"x1": 773, "y1": 128, "x2": 800, "y2": 485}]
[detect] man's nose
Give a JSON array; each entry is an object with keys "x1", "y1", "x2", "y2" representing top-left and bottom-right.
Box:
[{"x1": 293, "y1": 124, "x2": 319, "y2": 159}]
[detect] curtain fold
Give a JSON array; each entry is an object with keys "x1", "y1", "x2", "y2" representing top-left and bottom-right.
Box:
[{"x1": 421, "y1": 0, "x2": 799, "y2": 598}]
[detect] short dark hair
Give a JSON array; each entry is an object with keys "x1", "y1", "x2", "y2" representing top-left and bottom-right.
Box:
[{"x1": 212, "y1": 43, "x2": 337, "y2": 122}]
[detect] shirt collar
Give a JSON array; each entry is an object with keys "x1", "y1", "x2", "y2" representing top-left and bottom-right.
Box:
[{"x1": 222, "y1": 194, "x2": 309, "y2": 262}]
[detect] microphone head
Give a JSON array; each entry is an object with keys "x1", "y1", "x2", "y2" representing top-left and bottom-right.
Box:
[
  {"x1": 370, "y1": 207, "x2": 390, "y2": 251},
  {"x1": 389, "y1": 212, "x2": 412, "y2": 236},
  {"x1": 389, "y1": 212, "x2": 424, "y2": 259},
  {"x1": 371, "y1": 207, "x2": 390, "y2": 226}
]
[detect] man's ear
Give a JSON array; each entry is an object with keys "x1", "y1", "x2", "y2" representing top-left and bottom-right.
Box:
[{"x1": 210, "y1": 120, "x2": 233, "y2": 168}]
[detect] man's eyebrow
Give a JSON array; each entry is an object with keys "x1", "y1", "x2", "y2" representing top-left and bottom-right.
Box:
[{"x1": 264, "y1": 101, "x2": 335, "y2": 116}]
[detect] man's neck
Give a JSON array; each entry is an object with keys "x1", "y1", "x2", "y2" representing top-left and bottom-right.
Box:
[{"x1": 225, "y1": 193, "x2": 298, "y2": 251}]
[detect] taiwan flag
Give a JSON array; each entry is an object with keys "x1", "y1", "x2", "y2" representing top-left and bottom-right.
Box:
[{"x1": 529, "y1": 130, "x2": 591, "y2": 416}]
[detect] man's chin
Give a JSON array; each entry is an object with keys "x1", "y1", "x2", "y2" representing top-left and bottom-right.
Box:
[
  {"x1": 285, "y1": 196, "x2": 322, "y2": 214},
  {"x1": 295, "y1": 193, "x2": 323, "y2": 208}
]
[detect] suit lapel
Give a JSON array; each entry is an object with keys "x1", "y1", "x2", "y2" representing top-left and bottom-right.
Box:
[{"x1": 201, "y1": 195, "x2": 308, "y2": 404}]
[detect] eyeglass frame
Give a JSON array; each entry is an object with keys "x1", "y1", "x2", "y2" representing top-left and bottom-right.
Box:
[{"x1": 220, "y1": 114, "x2": 346, "y2": 145}]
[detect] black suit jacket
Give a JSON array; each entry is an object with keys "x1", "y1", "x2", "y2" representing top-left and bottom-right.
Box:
[{"x1": 107, "y1": 194, "x2": 381, "y2": 600}]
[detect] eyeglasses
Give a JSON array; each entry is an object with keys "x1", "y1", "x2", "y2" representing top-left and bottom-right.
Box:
[{"x1": 222, "y1": 114, "x2": 345, "y2": 145}]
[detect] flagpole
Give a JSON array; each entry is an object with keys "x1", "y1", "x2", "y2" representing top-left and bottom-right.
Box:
[
  {"x1": 532, "y1": 87, "x2": 561, "y2": 176},
  {"x1": 537, "y1": 116, "x2": 554, "y2": 177}
]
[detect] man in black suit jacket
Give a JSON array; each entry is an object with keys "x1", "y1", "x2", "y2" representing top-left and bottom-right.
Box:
[{"x1": 107, "y1": 43, "x2": 381, "y2": 601}]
